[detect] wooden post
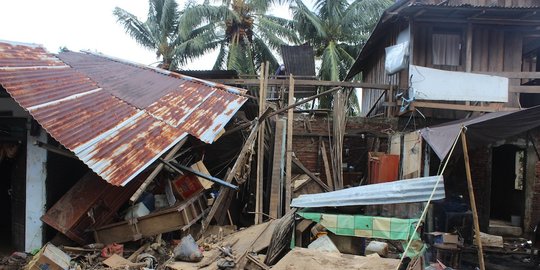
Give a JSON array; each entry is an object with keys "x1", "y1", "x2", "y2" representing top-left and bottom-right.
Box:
[
  {"x1": 130, "y1": 137, "x2": 187, "y2": 203},
  {"x1": 255, "y1": 63, "x2": 268, "y2": 224},
  {"x1": 461, "y1": 129, "x2": 485, "y2": 270},
  {"x1": 269, "y1": 119, "x2": 286, "y2": 218},
  {"x1": 285, "y1": 74, "x2": 294, "y2": 210},
  {"x1": 200, "y1": 122, "x2": 261, "y2": 235},
  {"x1": 465, "y1": 22, "x2": 473, "y2": 73},
  {"x1": 321, "y1": 141, "x2": 333, "y2": 191}
]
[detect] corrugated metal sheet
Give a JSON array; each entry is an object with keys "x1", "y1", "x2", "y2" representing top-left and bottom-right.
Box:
[
  {"x1": 414, "y1": 0, "x2": 540, "y2": 8},
  {"x1": 0, "y1": 40, "x2": 248, "y2": 186},
  {"x1": 290, "y1": 176, "x2": 445, "y2": 208},
  {"x1": 280, "y1": 45, "x2": 317, "y2": 98}
]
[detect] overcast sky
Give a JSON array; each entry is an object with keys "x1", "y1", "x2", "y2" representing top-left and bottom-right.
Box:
[{"x1": 0, "y1": 0, "x2": 299, "y2": 69}]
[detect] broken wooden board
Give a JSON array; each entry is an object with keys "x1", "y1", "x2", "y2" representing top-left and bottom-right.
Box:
[
  {"x1": 270, "y1": 118, "x2": 286, "y2": 219},
  {"x1": 166, "y1": 221, "x2": 277, "y2": 270},
  {"x1": 41, "y1": 171, "x2": 148, "y2": 244},
  {"x1": 272, "y1": 248, "x2": 400, "y2": 270},
  {"x1": 93, "y1": 193, "x2": 207, "y2": 244},
  {"x1": 191, "y1": 161, "x2": 214, "y2": 190},
  {"x1": 103, "y1": 254, "x2": 132, "y2": 268},
  {"x1": 478, "y1": 232, "x2": 504, "y2": 248}
]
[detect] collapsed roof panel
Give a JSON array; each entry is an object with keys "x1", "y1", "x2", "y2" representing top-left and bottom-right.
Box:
[
  {"x1": 29, "y1": 90, "x2": 138, "y2": 150},
  {"x1": 58, "y1": 52, "x2": 186, "y2": 109},
  {"x1": 0, "y1": 40, "x2": 248, "y2": 186}
]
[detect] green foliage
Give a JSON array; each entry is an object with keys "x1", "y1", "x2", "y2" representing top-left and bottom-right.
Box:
[
  {"x1": 181, "y1": 0, "x2": 299, "y2": 75},
  {"x1": 114, "y1": 0, "x2": 219, "y2": 70},
  {"x1": 290, "y1": 0, "x2": 392, "y2": 110}
]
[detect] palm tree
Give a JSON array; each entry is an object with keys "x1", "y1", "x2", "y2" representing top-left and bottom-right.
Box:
[
  {"x1": 113, "y1": 0, "x2": 219, "y2": 70},
  {"x1": 291, "y1": 0, "x2": 392, "y2": 109},
  {"x1": 180, "y1": 0, "x2": 299, "y2": 74}
]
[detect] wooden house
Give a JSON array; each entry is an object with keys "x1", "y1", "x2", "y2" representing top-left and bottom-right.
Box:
[{"x1": 347, "y1": 0, "x2": 540, "y2": 117}]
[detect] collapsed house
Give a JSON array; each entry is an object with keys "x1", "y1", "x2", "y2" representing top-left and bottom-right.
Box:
[
  {"x1": 0, "y1": 40, "x2": 248, "y2": 252},
  {"x1": 3, "y1": 1, "x2": 540, "y2": 268}
]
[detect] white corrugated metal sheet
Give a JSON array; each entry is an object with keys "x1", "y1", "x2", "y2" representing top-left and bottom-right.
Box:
[{"x1": 291, "y1": 176, "x2": 445, "y2": 208}]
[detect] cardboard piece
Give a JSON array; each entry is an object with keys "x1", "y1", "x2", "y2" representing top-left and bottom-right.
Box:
[
  {"x1": 428, "y1": 232, "x2": 460, "y2": 247},
  {"x1": 191, "y1": 161, "x2": 214, "y2": 189},
  {"x1": 27, "y1": 243, "x2": 71, "y2": 270},
  {"x1": 103, "y1": 254, "x2": 131, "y2": 268},
  {"x1": 171, "y1": 173, "x2": 203, "y2": 200}
]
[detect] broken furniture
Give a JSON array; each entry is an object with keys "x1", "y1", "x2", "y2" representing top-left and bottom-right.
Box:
[
  {"x1": 93, "y1": 193, "x2": 208, "y2": 244},
  {"x1": 41, "y1": 172, "x2": 147, "y2": 244},
  {"x1": 433, "y1": 243, "x2": 461, "y2": 269},
  {"x1": 26, "y1": 243, "x2": 71, "y2": 270}
]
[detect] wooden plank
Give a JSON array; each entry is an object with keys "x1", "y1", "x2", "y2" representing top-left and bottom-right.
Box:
[
  {"x1": 200, "y1": 121, "x2": 261, "y2": 235},
  {"x1": 402, "y1": 132, "x2": 422, "y2": 179},
  {"x1": 130, "y1": 137, "x2": 187, "y2": 203},
  {"x1": 292, "y1": 156, "x2": 331, "y2": 192},
  {"x1": 466, "y1": 23, "x2": 473, "y2": 73},
  {"x1": 475, "y1": 71, "x2": 540, "y2": 79},
  {"x1": 412, "y1": 101, "x2": 518, "y2": 112},
  {"x1": 320, "y1": 141, "x2": 333, "y2": 191},
  {"x1": 461, "y1": 131, "x2": 486, "y2": 270},
  {"x1": 510, "y1": 85, "x2": 540, "y2": 93},
  {"x1": 212, "y1": 78, "x2": 393, "y2": 90},
  {"x1": 269, "y1": 119, "x2": 286, "y2": 219},
  {"x1": 480, "y1": 28, "x2": 489, "y2": 71},
  {"x1": 472, "y1": 26, "x2": 482, "y2": 72},
  {"x1": 285, "y1": 75, "x2": 295, "y2": 210},
  {"x1": 94, "y1": 193, "x2": 207, "y2": 244},
  {"x1": 255, "y1": 63, "x2": 268, "y2": 224}
]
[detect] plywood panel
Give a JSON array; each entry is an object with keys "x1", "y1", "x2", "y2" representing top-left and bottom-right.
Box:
[
  {"x1": 402, "y1": 132, "x2": 422, "y2": 178},
  {"x1": 410, "y1": 65, "x2": 508, "y2": 102}
]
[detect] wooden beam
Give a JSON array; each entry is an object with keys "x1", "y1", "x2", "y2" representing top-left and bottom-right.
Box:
[
  {"x1": 255, "y1": 63, "x2": 268, "y2": 224},
  {"x1": 460, "y1": 130, "x2": 486, "y2": 270},
  {"x1": 510, "y1": 85, "x2": 540, "y2": 93},
  {"x1": 223, "y1": 86, "x2": 345, "y2": 137},
  {"x1": 321, "y1": 141, "x2": 333, "y2": 191},
  {"x1": 130, "y1": 137, "x2": 187, "y2": 203},
  {"x1": 474, "y1": 71, "x2": 540, "y2": 79},
  {"x1": 285, "y1": 75, "x2": 295, "y2": 210},
  {"x1": 269, "y1": 119, "x2": 285, "y2": 219},
  {"x1": 466, "y1": 23, "x2": 473, "y2": 73},
  {"x1": 212, "y1": 78, "x2": 393, "y2": 90},
  {"x1": 200, "y1": 121, "x2": 261, "y2": 235},
  {"x1": 292, "y1": 156, "x2": 331, "y2": 192},
  {"x1": 34, "y1": 140, "x2": 77, "y2": 159},
  {"x1": 412, "y1": 101, "x2": 518, "y2": 112}
]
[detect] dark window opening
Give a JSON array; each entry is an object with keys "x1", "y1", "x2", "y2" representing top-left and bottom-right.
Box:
[{"x1": 432, "y1": 31, "x2": 462, "y2": 66}]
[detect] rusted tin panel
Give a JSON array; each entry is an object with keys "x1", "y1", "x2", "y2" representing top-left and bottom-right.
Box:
[
  {"x1": 30, "y1": 91, "x2": 138, "y2": 150},
  {"x1": 58, "y1": 52, "x2": 185, "y2": 109},
  {"x1": 0, "y1": 41, "x2": 247, "y2": 186},
  {"x1": 146, "y1": 85, "x2": 216, "y2": 127},
  {"x1": 0, "y1": 68, "x2": 98, "y2": 108},
  {"x1": 76, "y1": 111, "x2": 187, "y2": 186},
  {"x1": 0, "y1": 40, "x2": 65, "y2": 67},
  {"x1": 183, "y1": 90, "x2": 247, "y2": 143}
]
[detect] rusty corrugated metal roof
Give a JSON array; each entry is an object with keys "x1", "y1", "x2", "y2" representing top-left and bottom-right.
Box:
[{"x1": 0, "y1": 40, "x2": 247, "y2": 186}]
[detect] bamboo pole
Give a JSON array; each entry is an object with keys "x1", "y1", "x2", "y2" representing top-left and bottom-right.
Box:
[{"x1": 460, "y1": 128, "x2": 486, "y2": 270}]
